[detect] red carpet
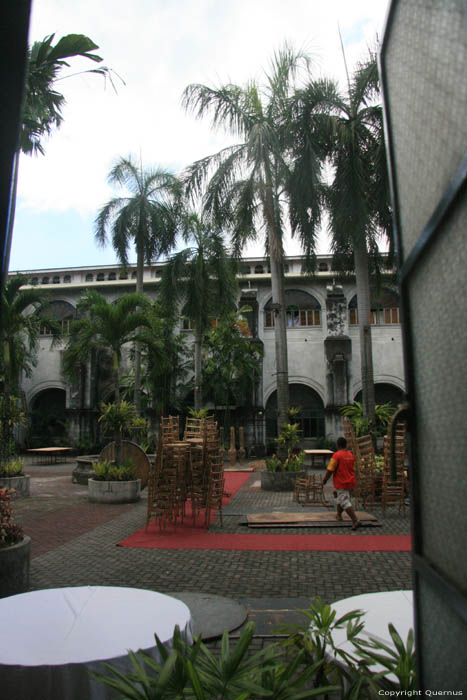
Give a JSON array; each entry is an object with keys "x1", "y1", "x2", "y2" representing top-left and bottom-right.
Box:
[{"x1": 118, "y1": 472, "x2": 411, "y2": 552}]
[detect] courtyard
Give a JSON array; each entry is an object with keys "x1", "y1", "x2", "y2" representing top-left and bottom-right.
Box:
[{"x1": 14, "y1": 455, "x2": 412, "y2": 640}]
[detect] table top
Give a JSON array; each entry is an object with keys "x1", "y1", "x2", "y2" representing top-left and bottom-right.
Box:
[
  {"x1": 304, "y1": 449, "x2": 333, "y2": 455},
  {"x1": 26, "y1": 447, "x2": 72, "y2": 453},
  {"x1": 0, "y1": 586, "x2": 193, "y2": 666},
  {"x1": 329, "y1": 590, "x2": 413, "y2": 653}
]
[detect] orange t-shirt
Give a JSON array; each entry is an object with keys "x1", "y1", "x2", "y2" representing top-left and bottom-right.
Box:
[{"x1": 326, "y1": 449, "x2": 356, "y2": 490}]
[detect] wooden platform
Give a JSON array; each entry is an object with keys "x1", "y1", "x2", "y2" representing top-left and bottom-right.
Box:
[{"x1": 246, "y1": 511, "x2": 381, "y2": 528}]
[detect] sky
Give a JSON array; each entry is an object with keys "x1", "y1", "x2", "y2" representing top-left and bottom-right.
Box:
[{"x1": 9, "y1": 0, "x2": 390, "y2": 273}]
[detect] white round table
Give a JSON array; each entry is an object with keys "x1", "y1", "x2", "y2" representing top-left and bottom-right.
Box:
[
  {"x1": 328, "y1": 590, "x2": 413, "y2": 680},
  {"x1": 0, "y1": 586, "x2": 193, "y2": 700}
]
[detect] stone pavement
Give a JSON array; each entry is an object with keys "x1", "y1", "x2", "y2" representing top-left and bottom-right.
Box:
[{"x1": 12, "y1": 457, "x2": 413, "y2": 639}]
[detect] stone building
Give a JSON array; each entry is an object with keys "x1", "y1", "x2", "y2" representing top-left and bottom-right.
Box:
[{"x1": 10, "y1": 254, "x2": 405, "y2": 450}]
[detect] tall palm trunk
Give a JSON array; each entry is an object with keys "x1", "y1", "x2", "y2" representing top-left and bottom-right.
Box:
[
  {"x1": 113, "y1": 351, "x2": 122, "y2": 465},
  {"x1": 1, "y1": 341, "x2": 12, "y2": 465},
  {"x1": 194, "y1": 324, "x2": 202, "y2": 411},
  {"x1": 353, "y1": 238, "x2": 375, "y2": 423},
  {"x1": 133, "y1": 245, "x2": 144, "y2": 414},
  {"x1": 263, "y1": 176, "x2": 289, "y2": 434}
]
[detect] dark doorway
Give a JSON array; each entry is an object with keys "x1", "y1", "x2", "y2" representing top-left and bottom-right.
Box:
[{"x1": 29, "y1": 389, "x2": 67, "y2": 446}]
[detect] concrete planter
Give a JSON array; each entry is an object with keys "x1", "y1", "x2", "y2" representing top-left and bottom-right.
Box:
[
  {"x1": 88, "y1": 478, "x2": 141, "y2": 504},
  {"x1": 0, "y1": 536, "x2": 31, "y2": 598},
  {"x1": 260, "y1": 470, "x2": 306, "y2": 492},
  {"x1": 0, "y1": 475, "x2": 30, "y2": 497},
  {"x1": 72, "y1": 456, "x2": 98, "y2": 485}
]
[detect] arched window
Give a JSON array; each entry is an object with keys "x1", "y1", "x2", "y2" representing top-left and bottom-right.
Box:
[
  {"x1": 108, "y1": 272, "x2": 116, "y2": 281},
  {"x1": 254, "y1": 264, "x2": 264, "y2": 274},
  {"x1": 85, "y1": 273, "x2": 93, "y2": 282},
  {"x1": 264, "y1": 290, "x2": 321, "y2": 328},
  {"x1": 38, "y1": 300, "x2": 77, "y2": 336},
  {"x1": 63, "y1": 275, "x2": 71, "y2": 283},
  {"x1": 349, "y1": 288, "x2": 400, "y2": 326},
  {"x1": 318, "y1": 262, "x2": 328, "y2": 272},
  {"x1": 41, "y1": 276, "x2": 49, "y2": 285},
  {"x1": 131, "y1": 271, "x2": 137, "y2": 279},
  {"x1": 96, "y1": 272, "x2": 105, "y2": 281},
  {"x1": 52, "y1": 276, "x2": 60, "y2": 284},
  {"x1": 30, "y1": 277, "x2": 38, "y2": 286}
]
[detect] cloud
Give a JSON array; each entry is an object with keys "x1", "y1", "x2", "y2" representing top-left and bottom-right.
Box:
[{"x1": 13, "y1": 0, "x2": 389, "y2": 268}]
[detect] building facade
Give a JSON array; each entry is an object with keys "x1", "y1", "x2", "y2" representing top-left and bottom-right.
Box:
[{"x1": 10, "y1": 254, "x2": 405, "y2": 450}]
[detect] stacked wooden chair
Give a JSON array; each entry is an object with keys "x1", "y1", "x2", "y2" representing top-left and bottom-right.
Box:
[
  {"x1": 146, "y1": 414, "x2": 226, "y2": 531},
  {"x1": 353, "y1": 433, "x2": 378, "y2": 509},
  {"x1": 204, "y1": 419, "x2": 225, "y2": 526},
  {"x1": 147, "y1": 416, "x2": 189, "y2": 531},
  {"x1": 381, "y1": 423, "x2": 407, "y2": 516}
]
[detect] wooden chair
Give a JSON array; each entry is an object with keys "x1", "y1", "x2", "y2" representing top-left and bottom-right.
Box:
[
  {"x1": 353, "y1": 434, "x2": 378, "y2": 509},
  {"x1": 293, "y1": 474, "x2": 329, "y2": 506},
  {"x1": 160, "y1": 415, "x2": 180, "y2": 444},
  {"x1": 381, "y1": 433, "x2": 407, "y2": 517}
]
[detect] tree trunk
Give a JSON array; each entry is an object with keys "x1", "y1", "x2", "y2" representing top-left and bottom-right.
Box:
[
  {"x1": 4, "y1": 152, "x2": 20, "y2": 278},
  {"x1": 269, "y1": 253, "x2": 289, "y2": 434},
  {"x1": 194, "y1": 324, "x2": 202, "y2": 411},
  {"x1": 263, "y1": 173, "x2": 289, "y2": 436},
  {"x1": 353, "y1": 238, "x2": 376, "y2": 424},
  {"x1": 133, "y1": 246, "x2": 144, "y2": 414},
  {"x1": 113, "y1": 352, "x2": 122, "y2": 465}
]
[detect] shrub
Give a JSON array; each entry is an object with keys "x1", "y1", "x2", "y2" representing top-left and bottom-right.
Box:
[
  {"x1": 0, "y1": 459, "x2": 24, "y2": 478},
  {"x1": 0, "y1": 488, "x2": 24, "y2": 548},
  {"x1": 93, "y1": 459, "x2": 135, "y2": 481},
  {"x1": 341, "y1": 401, "x2": 396, "y2": 437},
  {"x1": 266, "y1": 452, "x2": 305, "y2": 472},
  {"x1": 92, "y1": 598, "x2": 416, "y2": 698}
]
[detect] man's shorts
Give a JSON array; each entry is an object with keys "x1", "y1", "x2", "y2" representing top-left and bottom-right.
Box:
[{"x1": 336, "y1": 489, "x2": 353, "y2": 510}]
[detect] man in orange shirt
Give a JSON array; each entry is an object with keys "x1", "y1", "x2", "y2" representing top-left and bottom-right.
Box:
[{"x1": 322, "y1": 437, "x2": 361, "y2": 530}]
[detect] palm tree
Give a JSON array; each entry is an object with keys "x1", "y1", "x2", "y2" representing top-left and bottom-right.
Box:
[
  {"x1": 95, "y1": 155, "x2": 180, "y2": 413},
  {"x1": 62, "y1": 290, "x2": 150, "y2": 408},
  {"x1": 0, "y1": 276, "x2": 60, "y2": 461},
  {"x1": 0, "y1": 276, "x2": 60, "y2": 394},
  {"x1": 182, "y1": 46, "x2": 332, "y2": 431},
  {"x1": 324, "y1": 54, "x2": 391, "y2": 423},
  {"x1": 159, "y1": 213, "x2": 237, "y2": 411},
  {"x1": 20, "y1": 33, "x2": 107, "y2": 156},
  {"x1": 5, "y1": 34, "x2": 109, "y2": 272}
]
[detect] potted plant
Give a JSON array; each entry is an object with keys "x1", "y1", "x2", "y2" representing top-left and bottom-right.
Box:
[
  {"x1": 261, "y1": 422, "x2": 306, "y2": 491},
  {"x1": 0, "y1": 458, "x2": 30, "y2": 497},
  {"x1": 0, "y1": 487, "x2": 31, "y2": 597},
  {"x1": 0, "y1": 395, "x2": 30, "y2": 497},
  {"x1": 87, "y1": 401, "x2": 143, "y2": 503},
  {"x1": 88, "y1": 459, "x2": 141, "y2": 504}
]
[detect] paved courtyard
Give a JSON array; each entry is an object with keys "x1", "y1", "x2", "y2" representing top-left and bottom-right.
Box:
[{"x1": 11, "y1": 457, "x2": 413, "y2": 638}]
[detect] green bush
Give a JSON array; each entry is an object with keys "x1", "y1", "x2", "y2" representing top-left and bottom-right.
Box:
[
  {"x1": 92, "y1": 597, "x2": 416, "y2": 699},
  {"x1": 0, "y1": 459, "x2": 24, "y2": 478},
  {"x1": 341, "y1": 402, "x2": 395, "y2": 437},
  {"x1": 93, "y1": 459, "x2": 135, "y2": 482},
  {"x1": 266, "y1": 452, "x2": 305, "y2": 473}
]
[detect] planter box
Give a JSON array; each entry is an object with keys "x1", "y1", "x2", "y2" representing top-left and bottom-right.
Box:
[
  {"x1": 0, "y1": 536, "x2": 31, "y2": 598},
  {"x1": 0, "y1": 475, "x2": 30, "y2": 497},
  {"x1": 260, "y1": 470, "x2": 306, "y2": 492},
  {"x1": 88, "y1": 478, "x2": 141, "y2": 504}
]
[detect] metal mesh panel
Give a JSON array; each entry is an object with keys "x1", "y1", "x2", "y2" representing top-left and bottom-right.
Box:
[
  {"x1": 384, "y1": 0, "x2": 466, "y2": 259},
  {"x1": 408, "y1": 198, "x2": 467, "y2": 591},
  {"x1": 418, "y1": 578, "x2": 467, "y2": 691}
]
